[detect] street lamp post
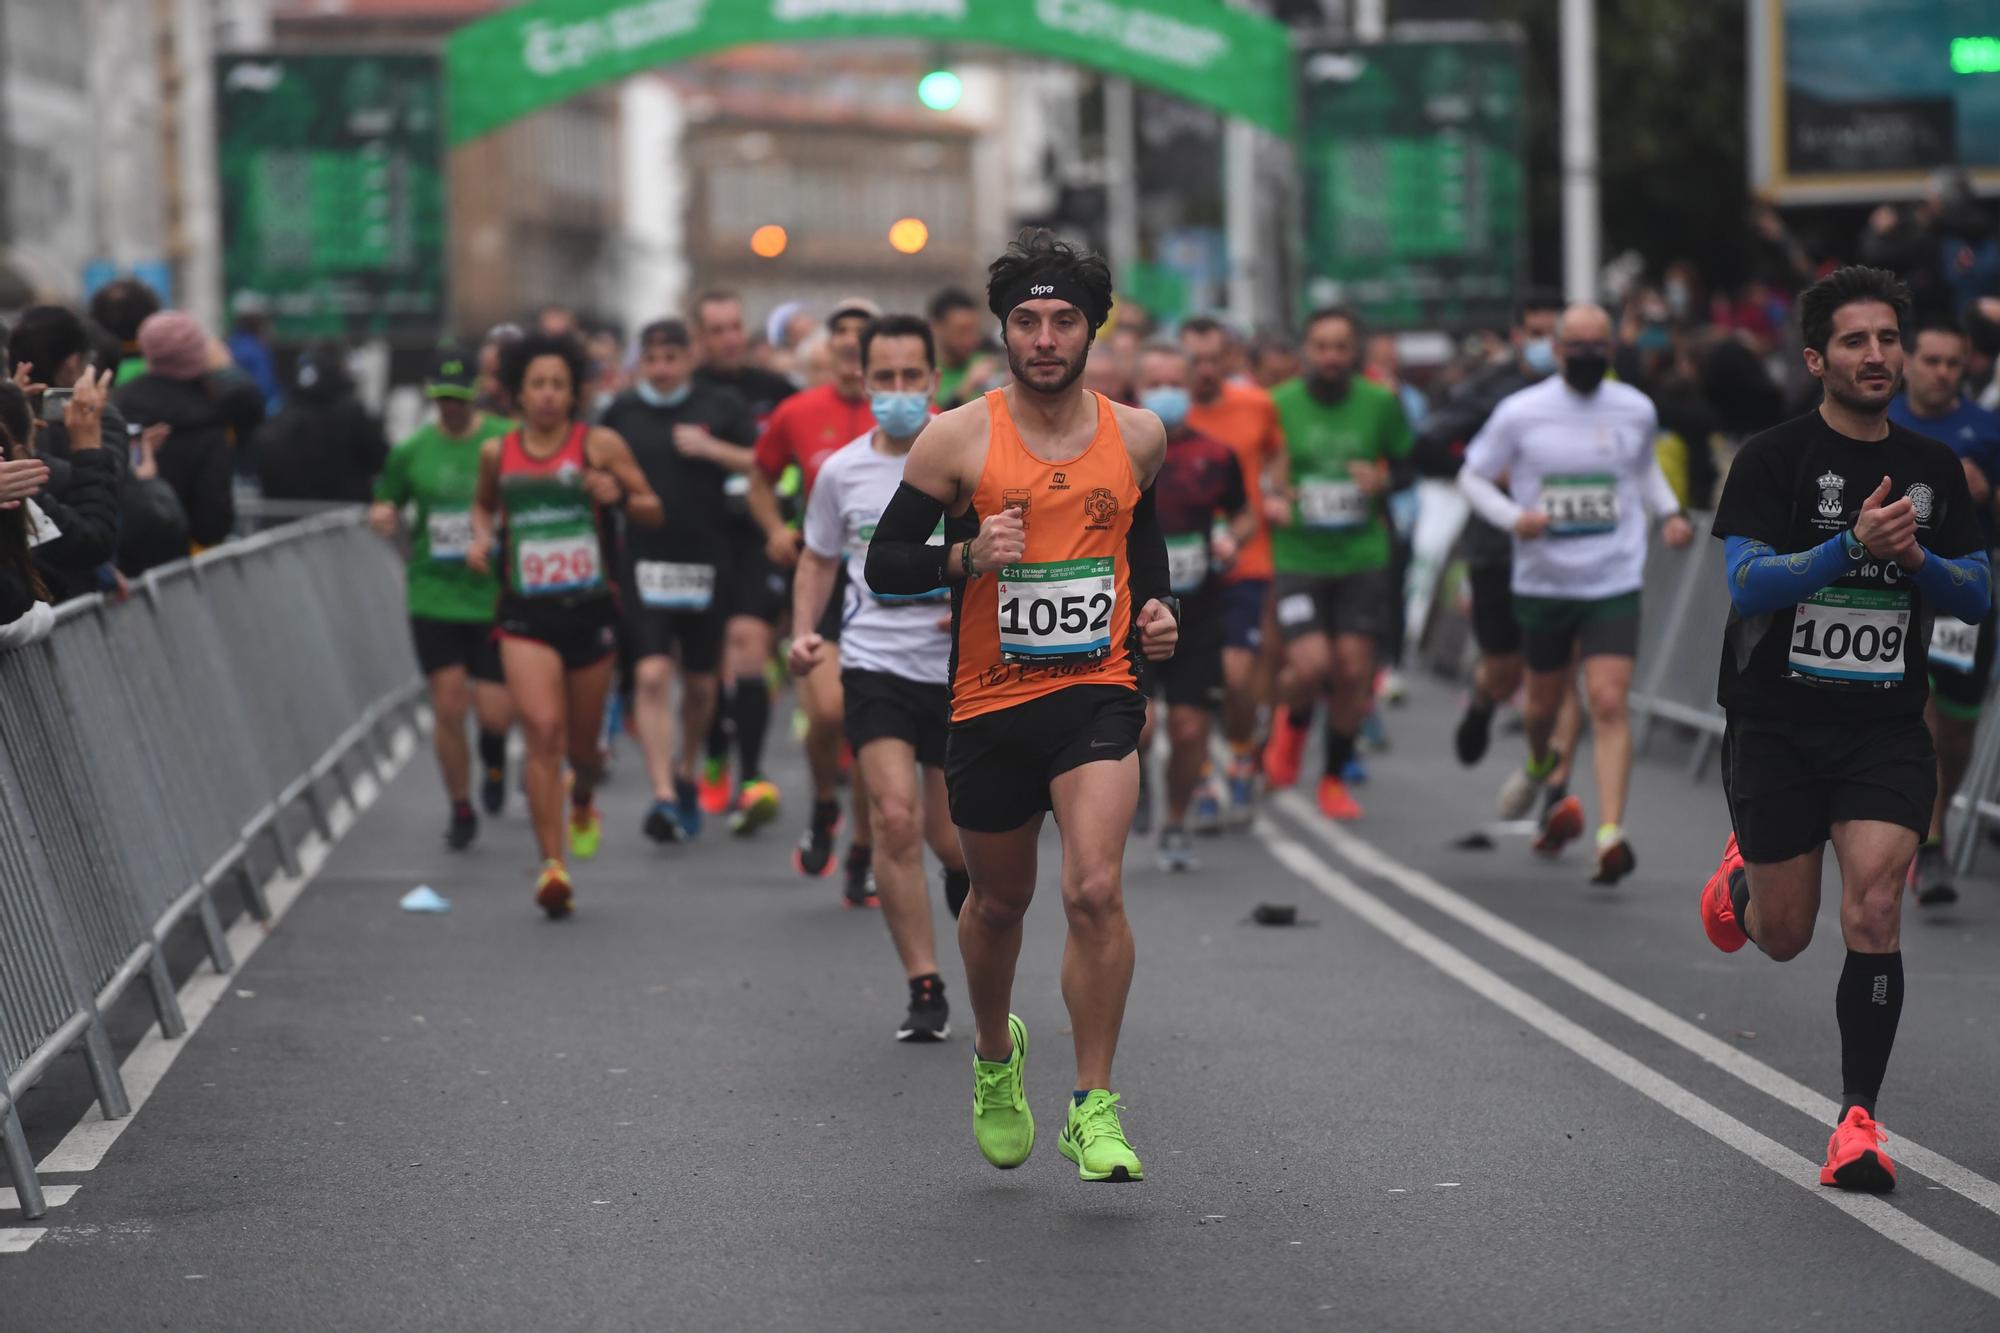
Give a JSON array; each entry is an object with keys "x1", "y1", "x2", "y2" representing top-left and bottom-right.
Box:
[{"x1": 1560, "y1": 0, "x2": 1601, "y2": 303}]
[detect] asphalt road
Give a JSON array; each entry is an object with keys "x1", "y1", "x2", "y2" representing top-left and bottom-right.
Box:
[{"x1": 8, "y1": 676, "x2": 2000, "y2": 1331}]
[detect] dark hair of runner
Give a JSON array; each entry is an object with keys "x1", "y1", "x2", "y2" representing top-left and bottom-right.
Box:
[
  {"x1": 1798, "y1": 266, "x2": 1910, "y2": 356},
  {"x1": 689, "y1": 289, "x2": 742, "y2": 321},
  {"x1": 498, "y1": 331, "x2": 590, "y2": 411},
  {"x1": 985, "y1": 228, "x2": 1113, "y2": 330},
  {"x1": 860, "y1": 315, "x2": 936, "y2": 372},
  {"x1": 87, "y1": 278, "x2": 161, "y2": 344},
  {"x1": 1910, "y1": 316, "x2": 1965, "y2": 348},
  {"x1": 1178, "y1": 315, "x2": 1231, "y2": 342},
  {"x1": 1514, "y1": 290, "x2": 1565, "y2": 324},
  {"x1": 1302, "y1": 305, "x2": 1362, "y2": 339},
  {"x1": 6, "y1": 306, "x2": 91, "y2": 380},
  {"x1": 1140, "y1": 340, "x2": 1188, "y2": 363},
  {"x1": 639, "y1": 319, "x2": 692, "y2": 350},
  {"x1": 928, "y1": 287, "x2": 979, "y2": 322}
]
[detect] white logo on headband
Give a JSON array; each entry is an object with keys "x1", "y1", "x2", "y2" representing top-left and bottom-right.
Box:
[{"x1": 1030, "y1": 284, "x2": 1055, "y2": 296}]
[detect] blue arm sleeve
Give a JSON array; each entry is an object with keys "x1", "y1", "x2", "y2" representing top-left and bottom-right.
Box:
[
  {"x1": 1722, "y1": 533, "x2": 1855, "y2": 617},
  {"x1": 1911, "y1": 548, "x2": 1993, "y2": 623}
]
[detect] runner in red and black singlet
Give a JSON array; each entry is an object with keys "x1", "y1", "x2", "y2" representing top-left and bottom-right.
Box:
[{"x1": 470, "y1": 332, "x2": 663, "y2": 918}]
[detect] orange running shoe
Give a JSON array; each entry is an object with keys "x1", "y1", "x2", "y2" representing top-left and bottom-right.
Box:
[
  {"x1": 1532, "y1": 795, "x2": 1586, "y2": 857},
  {"x1": 1263, "y1": 710, "x2": 1309, "y2": 790},
  {"x1": 698, "y1": 758, "x2": 732, "y2": 816},
  {"x1": 1316, "y1": 775, "x2": 1362, "y2": 821},
  {"x1": 1699, "y1": 833, "x2": 1749, "y2": 953},
  {"x1": 534, "y1": 859, "x2": 573, "y2": 919},
  {"x1": 1820, "y1": 1106, "x2": 1896, "y2": 1192}
]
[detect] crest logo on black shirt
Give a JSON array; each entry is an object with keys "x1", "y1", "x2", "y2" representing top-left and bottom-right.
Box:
[
  {"x1": 1816, "y1": 470, "x2": 1844, "y2": 518},
  {"x1": 1906, "y1": 482, "x2": 1934, "y2": 524}
]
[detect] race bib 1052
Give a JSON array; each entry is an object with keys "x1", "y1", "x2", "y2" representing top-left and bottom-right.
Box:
[{"x1": 997, "y1": 557, "x2": 1115, "y2": 663}]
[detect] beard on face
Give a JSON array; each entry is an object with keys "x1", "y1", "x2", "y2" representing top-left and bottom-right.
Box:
[
  {"x1": 1007, "y1": 343, "x2": 1087, "y2": 397},
  {"x1": 1306, "y1": 368, "x2": 1352, "y2": 402},
  {"x1": 1822, "y1": 361, "x2": 1897, "y2": 414}
]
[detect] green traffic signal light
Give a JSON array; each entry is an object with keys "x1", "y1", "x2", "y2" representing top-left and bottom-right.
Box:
[{"x1": 918, "y1": 69, "x2": 962, "y2": 112}]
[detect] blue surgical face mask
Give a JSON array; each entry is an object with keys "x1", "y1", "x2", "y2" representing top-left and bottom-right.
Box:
[
  {"x1": 635, "y1": 379, "x2": 691, "y2": 408},
  {"x1": 1523, "y1": 337, "x2": 1558, "y2": 376},
  {"x1": 1140, "y1": 386, "x2": 1191, "y2": 431},
  {"x1": 871, "y1": 390, "x2": 930, "y2": 440}
]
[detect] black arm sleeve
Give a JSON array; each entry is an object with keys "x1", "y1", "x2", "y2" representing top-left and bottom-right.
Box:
[
  {"x1": 865, "y1": 481, "x2": 951, "y2": 595},
  {"x1": 1126, "y1": 483, "x2": 1169, "y2": 609}
]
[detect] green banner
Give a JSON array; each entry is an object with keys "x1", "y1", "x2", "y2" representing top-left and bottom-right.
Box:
[
  {"x1": 444, "y1": 0, "x2": 1295, "y2": 143},
  {"x1": 217, "y1": 54, "x2": 446, "y2": 342},
  {"x1": 1298, "y1": 36, "x2": 1525, "y2": 331}
]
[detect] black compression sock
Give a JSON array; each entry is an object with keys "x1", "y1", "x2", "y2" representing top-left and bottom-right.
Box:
[
  {"x1": 812, "y1": 798, "x2": 840, "y2": 832},
  {"x1": 477, "y1": 730, "x2": 507, "y2": 773},
  {"x1": 1836, "y1": 949, "x2": 1904, "y2": 1118},
  {"x1": 1728, "y1": 866, "x2": 1753, "y2": 942},
  {"x1": 846, "y1": 841, "x2": 872, "y2": 871},
  {"x1": 943, "y1": 868, "x2": 970, "y2": 918},
  {"x1": 706, "y1": 684, "x2": 734, "y2": 762},
  {"x1": 908, "y1": 972, "x2": 944, "y2": 999},
  {"x1": 1323, "y1": 728, "x2": 1357, "y2": 778},
  {"x1": 733, "y1": 678, "x2": 771, "y2": 780}
]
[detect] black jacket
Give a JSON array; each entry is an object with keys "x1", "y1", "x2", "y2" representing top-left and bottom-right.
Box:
[
  {"x1": 252, "y1": 392, "x2": 389, "y2": 504},
  {"x1": 1414, "y1": 361, "x2": 1539, "y2": 567},
  {"x1": 116, "y1": 371, "x2": 264, "y2": 547}
]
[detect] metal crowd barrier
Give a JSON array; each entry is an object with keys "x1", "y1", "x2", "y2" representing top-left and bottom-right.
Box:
[
  {"x1": 1948, "y1": 685, "x2": 2000, "y2": 877},
  {"x1": 1629, "y1": 511, "x2": 1729, "y2": 777},
  {"x1": 0, "y1": 510, "x2": 421, "y2": 1219}
]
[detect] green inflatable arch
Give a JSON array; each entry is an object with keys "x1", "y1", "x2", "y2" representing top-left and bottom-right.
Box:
[{"x1": 444, "y1": 0, "x2": 1296, "y2": 145}]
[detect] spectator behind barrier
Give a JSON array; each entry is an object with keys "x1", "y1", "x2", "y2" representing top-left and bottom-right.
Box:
[
  {"x1": 88, "y1": 278, "x2": 163, "y2": 387},
  {"x1": 227, "y1": 292, "x2": 283, "y2": 416},
  {"x1": 6, "y1": 306, "x2": 126, "y2": 600},
  {"x1": 251, "y1": 343, "x2": 390, "y2": 504},
  {"x1": 117, "y1": 420, "x2": 189, "y2": 578},
  {"x1": 115, "y1": 310, "x2": 265, "y2": 549},
  {"x1": 0, "y1": 382, "x2": 56, "y2": 647}
]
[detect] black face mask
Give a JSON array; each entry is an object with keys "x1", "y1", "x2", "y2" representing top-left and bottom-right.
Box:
[{"x1": 1562, "y1": 354, "x2": 1609, "y2": 394}]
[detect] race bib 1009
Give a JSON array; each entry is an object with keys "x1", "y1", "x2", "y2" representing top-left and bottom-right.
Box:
[
  {"x1": 1929, "y1": 614, "x2": 1980, "y2": 676},
  {"x1": 997, "y1": 557, "x2": 1115, "y2": 663},
  {"x1": 1539, "y1": 473, "x2": 1619, "y2": 537},
  {"x1": 1296, "y1": 478, "x2": 1370, "y2": 531},
  {"x1": 427, "y1": 509, "x2": 474, "y2": 562},
  {"x1": 634, "y1": 560, "x2": 714, "y2": 611},
  {"x1": 1787, "y1": 586, "x2": 1908, "y2": 686},
  {"x1": 515, "y1": 533, "x2": 602, "y2": 597}
]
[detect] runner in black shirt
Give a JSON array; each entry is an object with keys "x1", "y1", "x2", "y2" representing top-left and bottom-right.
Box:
[
  {"x1": 602, "y1": 318, "x2": 781, "y2": 844},
  {"x1": 1131, "y1": 343, "x2": 1254, "y2": 872},
  {"x1": 1699, "y1": 267, "x2": 1991, "y2": 1194}
]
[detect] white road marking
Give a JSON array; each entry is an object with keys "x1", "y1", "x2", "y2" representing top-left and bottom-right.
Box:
[
  {"x1": 0, "y1": 1228, "x2": 45, "y2": 1254},
  {"x1": 0, "y1": 1186, "x2": 75, "y2": 1213},
  {"x1": 35, "y1": 726, "x2": 417, "y2": 1177},
  {"x1": 1261, "y1": 825, "x2": 2000, "y2": 1299},
  {"x1": 1272, "y1": 790, "x2": 2000, "y2": 1223}
]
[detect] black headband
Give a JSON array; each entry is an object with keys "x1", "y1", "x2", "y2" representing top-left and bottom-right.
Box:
[{"x1": 991, "y1": 273, "x2": 1109, "y2": 330}]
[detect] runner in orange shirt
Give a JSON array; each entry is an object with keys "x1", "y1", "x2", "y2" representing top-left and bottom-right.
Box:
[{"x1": 1181, "y1": 316, "x2": 1285, "y2": 826}]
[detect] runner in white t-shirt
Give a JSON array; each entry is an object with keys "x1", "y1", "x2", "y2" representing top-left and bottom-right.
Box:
[
  {"x1": 1457, "y1": 303, "x2": 1694, "y2": 884},
  {"x1": 790, "y1": 314, "x2": 969, "y2": 1043}
]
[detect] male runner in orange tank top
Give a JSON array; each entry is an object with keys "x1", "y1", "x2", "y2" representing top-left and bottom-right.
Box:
[{"x1": 867, "y1": 229, "x2": 1179, "y2": 1184}]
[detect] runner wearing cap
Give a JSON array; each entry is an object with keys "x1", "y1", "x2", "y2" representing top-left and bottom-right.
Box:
[
  {"x1": 757, "y1": 298, "x2": 881, "y2": 902},
  {"x1": 370, "y1": 345, "x2": 515, "y2": 849},
  {"x1": 868, "y1": 229, "x2": 1178, "y2": 1183},
  {"x1": 468, "y1": 332, "x2": 665, "y2": 917},
  {"x1": 690, "y1": 290, "x2": 798, "y2": 830}
]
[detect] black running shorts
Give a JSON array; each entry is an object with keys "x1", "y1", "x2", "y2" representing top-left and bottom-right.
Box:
[
  {"x1": 1721, "y1": 713, "x2": 1935, "y2": 864},
  {"x1": 625, "y1": 603, "x2": 725, "y2": 675},
  {"x1": 410, "y1": 617, "x2": 502, "y2": 683},
  {"x1": 1142, "y1": 594, "x2": 1224, "y2": 710},
  {"x1": 1466, "y1": 561, "x2": 1521, "y2": 657},
  {"x1": 843, "y1": 668, "x2": 948, "y2": 769},
  {"x1": 946, "y1": 685, "x2": 1146, "y2": 833},
  {"x1": 496, "y1": 595, "x2": 619, "y2": 672}
]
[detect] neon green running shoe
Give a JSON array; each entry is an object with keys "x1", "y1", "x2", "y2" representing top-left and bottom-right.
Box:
[
  {"x1": 1058, "y1": 1089, "x2": 1143, "y2": 1182},
  {"x1": 569, "y1": 804, "x2": 602, "y2": 860},
  {"x1": 972, "y1": 1013, "x2": 1033, "y2": 1169},
  {"x1": 729, "y1": 779, "x2": 781, "y2": 837}
]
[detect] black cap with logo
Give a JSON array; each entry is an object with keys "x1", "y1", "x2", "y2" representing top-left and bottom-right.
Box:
[{"x1": 426, "y1": 344, "x2": 477, "y2": 400}]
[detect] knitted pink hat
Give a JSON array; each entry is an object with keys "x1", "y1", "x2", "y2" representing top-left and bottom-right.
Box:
[{"x1": 137, "y1": 311, "x2": 209, "y2": 380}]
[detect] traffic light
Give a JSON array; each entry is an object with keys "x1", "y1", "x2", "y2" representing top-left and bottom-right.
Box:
[{"x1": 917, "y1": 68, "x2": 961, "y2": 112}]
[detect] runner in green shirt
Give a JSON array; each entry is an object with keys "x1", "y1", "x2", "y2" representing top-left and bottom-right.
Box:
[
  {"x1": 1262, "y1": 307, "x2": 1413, "y2": 821},
  {"x1": 370, "y1": 346, "x2": 516, "y2": 850}
]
